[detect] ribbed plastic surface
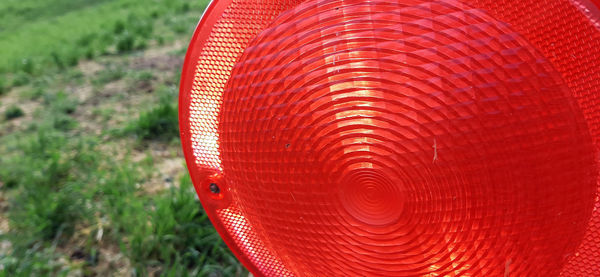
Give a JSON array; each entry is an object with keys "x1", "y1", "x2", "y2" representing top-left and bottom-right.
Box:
[{"x1": 179, "y1": 0, "x2": 600, "y2": 276}]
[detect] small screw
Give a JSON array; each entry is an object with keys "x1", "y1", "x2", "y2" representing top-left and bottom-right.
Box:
[{"x1": 209, "y1": 183, "x2": 220, "y2": 194}]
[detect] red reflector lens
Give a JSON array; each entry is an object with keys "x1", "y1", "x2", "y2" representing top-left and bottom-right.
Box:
[{"x1": 180, "y1": 0, "x2": 600, "y2": 276}]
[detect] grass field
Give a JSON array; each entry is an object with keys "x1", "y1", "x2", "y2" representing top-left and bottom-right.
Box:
[{"x1": 0, "y1": 0, "x2": 247, "y2": 276}]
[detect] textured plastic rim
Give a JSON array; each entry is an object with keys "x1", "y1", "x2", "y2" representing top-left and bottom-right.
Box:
[
  {"x1": 180, "y1": 0, "x2": 600, "y2": 276},
  {"x1": 178, "y1": 0, "x2": 265, "y2": 273}
]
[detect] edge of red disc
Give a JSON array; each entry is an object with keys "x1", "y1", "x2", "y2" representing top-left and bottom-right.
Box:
[{"x1": 178, "y1": 0, "x2": 269, "y2": 275}]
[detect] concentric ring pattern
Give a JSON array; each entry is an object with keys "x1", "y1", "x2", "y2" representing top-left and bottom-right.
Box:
[
  {"x1": 180, "y1": 0, "x2": 600, "y2": 276},
  {"x1": 219, "y1": 0, "x2": 596, "y2": 275}
]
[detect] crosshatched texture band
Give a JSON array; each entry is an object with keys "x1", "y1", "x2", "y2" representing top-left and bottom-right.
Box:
[{"x1": 179, "y1": 0, "x2": 600, "y2": 275}]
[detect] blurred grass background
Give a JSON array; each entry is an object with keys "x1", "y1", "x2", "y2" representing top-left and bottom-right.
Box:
[{"x1": 0, "y1": 0, "x2": 246, "y2": 276}]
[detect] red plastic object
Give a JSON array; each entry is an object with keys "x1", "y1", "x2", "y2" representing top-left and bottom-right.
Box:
[{"x1": 179, "y1": 0, "x2": 600, "y2": 276}]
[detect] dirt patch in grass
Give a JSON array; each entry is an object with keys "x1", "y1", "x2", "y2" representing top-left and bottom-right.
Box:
[
  {"x1": 0, "y1": 191, "x2": 11, "y2": 260},
  {"x1": 94, "y1": 245, "x2": 132, "y2": 277},
  {"x1": 130, "y1": 40, "x2": 185, "y2": 71},
  {"x1": 78, "y1": 61, "x2": 105, "y2": 78},
  {"x1": 0, "y1": 86, "x2": 43, "y2": 136},
  {"x1": 135, "y1": 141, "x2": 187, "y2": 195},
  {"x1": 71, "y1": 40, "x2": 184, "y2": 137},
  {"x1": 56, "y1": 231, "x2": 132, "y2": 277},
  {"x1": 0, "y1": 191, "x2": 9, "y2": 234}
]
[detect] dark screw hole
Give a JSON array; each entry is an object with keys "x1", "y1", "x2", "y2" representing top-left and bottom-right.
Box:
[{"x1": 209, "y1": 183, "x2": 220, "y2": 194}]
